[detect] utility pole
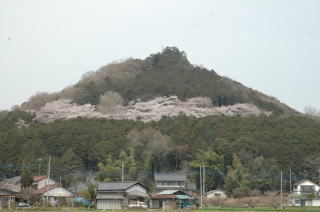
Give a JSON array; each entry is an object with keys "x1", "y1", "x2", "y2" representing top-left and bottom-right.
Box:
[
  {"x1": 289, "y1": 168, "x2": 292, "y2": 194},
  {"x1": 203, "y1": 164, "x2": 206, "y2": 196},
  {"x1": 280, "y1": 169, "x2": 283, "y2": 209},
  {"x1": 200, "y1": 166, "x2": 202, "y2": 208},
  {"x1": 121, "y1": 161, "x2": 124, "y2": 182},
  {"x1": 318, "y1": 167, "x2": 320, "y2": 185},
  {"x1": 46, "y1": 156, "x2": 51, "y2": 205}
]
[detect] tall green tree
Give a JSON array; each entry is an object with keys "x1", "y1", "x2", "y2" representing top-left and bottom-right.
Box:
[
  {"x1": 224, "y1": 154, "x2": 249, "y2": 197},
  {"x1": 191, "y1": 149, "x2": 225, "y2": 190}
]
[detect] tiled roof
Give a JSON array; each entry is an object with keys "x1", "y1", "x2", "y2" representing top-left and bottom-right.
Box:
[
  {"x1": 33, "y1": 176, "x2": 47, "y2": 182},
  {"x1": 0, "y1": 180, "x2": 21, "y2": 193},
  {"x1": 7, "y1": 176, "x2": 21, "y2": 184},
  {"x1": 97, "y1": 181, "x2": 140, "y2": 191},
  {"x1": 32, "y1": 184, "x2": 59, "y2": 194},
  {"x1": 154, "y1": 173, "x2": 187, "y2": 181}
]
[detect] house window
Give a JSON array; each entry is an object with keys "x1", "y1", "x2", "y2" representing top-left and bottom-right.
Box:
[
  {"x1": 301, "y1": 185, "x2": 315, "y2": 193},
  {"x1": 4, "y1": 197, "x2": 15, "y2": 202}
]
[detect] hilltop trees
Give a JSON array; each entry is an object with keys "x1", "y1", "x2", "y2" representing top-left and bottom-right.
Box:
[
  {"x1": 21, "y1": 92, "x2": 57, "y2": 110},
  {"x1": 18, "y1": 47, "x2": 291, "y2": 114},
  {"x1": 96, "y1": 91, "x2": 123, "y2": 114}
]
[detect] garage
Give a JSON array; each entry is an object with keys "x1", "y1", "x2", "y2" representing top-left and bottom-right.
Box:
[{"x1": 97, "y1": 199, "x2": 123, "y2": 210}]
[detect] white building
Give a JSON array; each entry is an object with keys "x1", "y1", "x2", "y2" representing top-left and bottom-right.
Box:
[
  {"x1": 154, "y1": 172, "x2": 196, "y2": 192},
  {"x1": 293, "y1": 179, "x2": 320, "y2": 195},
  {"x1": 205, "y1": 190, "x2": 227, "y2": 198},
  {"x1": 32, "y1": 184, "x2": 73, "y2": 201},
  {"x1": 31, "y1": 176, "x2": 55, "y2": 190},
  {"x1": 291, "y1": 179, "x2": 320, "y2": 207}
]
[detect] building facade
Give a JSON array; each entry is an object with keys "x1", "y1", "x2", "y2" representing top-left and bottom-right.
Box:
[{"x1": 96, "y1": 181, "x2": 147, "y2": 210}]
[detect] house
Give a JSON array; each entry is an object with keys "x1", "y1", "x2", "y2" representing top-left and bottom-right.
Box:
[
  {"x1": 291, "y1": 179, "x2": 320, "y2": 206},
  {"x1": 154, "y1": 172, "x2": 196, "y2": 192},
  {"x1": 31, "y1": 176, "x2": 55, "y2": 190},
  {"x1": 293, "y1": 179, "x2": 320, "y2": 195},
  {"x1": 205, "y1": 190, "x2": 227, "y2": 198},
  {"x1": 0, "y1": 179, "x2": 21, "y2": 208},
  {"x1": 29, "y1": 176, "x2": 73, "y2": 203},
  {"x1": 31, "y1": 184, "x2": 73, "y2": 202},
  {"x1": 96, "y1": 181, "x2": 148, "y2": 210},
  {"x1": 13, "y1": 175, "x2": 71, "y2": 204},
  {"x1": 150, "y1": 190, "x2": 195, "y2": 209}
]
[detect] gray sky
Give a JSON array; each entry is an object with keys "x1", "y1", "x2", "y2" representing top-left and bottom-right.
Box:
[{"x1": 1, "y1": 0, "x2": 319, "y2": 112}]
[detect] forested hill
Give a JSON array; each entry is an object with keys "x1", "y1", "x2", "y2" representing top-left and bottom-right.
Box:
[
  {"x1": 1, "y1": 47, "x2": 317, "y2": 198},
  {"x1": 19, "y1": 47, "x2": 296, "y2": 117},
  {"x1": 0, "y1": 110, "x2": 320, "y2": 197}
]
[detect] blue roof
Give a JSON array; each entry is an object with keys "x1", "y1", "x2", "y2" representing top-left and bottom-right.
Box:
[{"x1": 176, "y1": 195, "x2": 193, "y2": 200}]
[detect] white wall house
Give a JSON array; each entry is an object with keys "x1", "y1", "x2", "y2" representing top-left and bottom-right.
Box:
[
  {"x1": 43, "y1": 187, "x2": 73, "y2": 200},
  {"x1": 291, "y1": 179, "x2": 320, "y2": 207},
  {"x1": 32, "y1": 184, "x2": 73, "y2": 201},
  {"x1": 205, "y1": 190, "x2": 227, "y2": 198},
  {"x1": 31, "y1": 176, "x2": 55, "y2": 190},
  {"x1": 293, "y1": 180, "x2": 320, "y2": 196}
]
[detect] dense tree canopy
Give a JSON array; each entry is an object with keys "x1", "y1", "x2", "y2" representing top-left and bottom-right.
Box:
[
  {"x1": 0, "y1": 109, "x2": 319, "y2": 196},
  {"x1": 0, "y1": 47, "x2": 314, "y2": 197}
]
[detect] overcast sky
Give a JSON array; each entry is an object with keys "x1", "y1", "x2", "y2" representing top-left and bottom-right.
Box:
[{"x1": 1, "y1": 0, "x2": 319, "y2": 112}]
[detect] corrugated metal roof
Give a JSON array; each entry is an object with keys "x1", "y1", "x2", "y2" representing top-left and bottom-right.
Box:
[
  {"x1": 154, "y1": 173, "x2": 187, "y2": 181},
  {"x1": 97, "y1": 181, "x2": 139, "y2": 191},
  {"x1": 158, "y1": 190, "x2": 179, "y2": 195},
  {"x1": 176, "y1": 195, "x2": 193, "y2": 200}
]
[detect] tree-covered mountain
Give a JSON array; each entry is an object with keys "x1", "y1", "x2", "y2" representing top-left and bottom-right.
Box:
[
  {"x1": 20, "y1": 47, "x2": 296, "y2": 116},
  {"x1": 1, "y1": 47, "x2": 318, "y2": 198}
]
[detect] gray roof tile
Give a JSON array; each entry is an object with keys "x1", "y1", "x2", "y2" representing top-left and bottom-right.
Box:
[
  {"x1": 154, "y1": 173, "x2": 187, "y2": 181},
  {"x1": 97, "y1": 181, "x2": 139, "y2": 191}
]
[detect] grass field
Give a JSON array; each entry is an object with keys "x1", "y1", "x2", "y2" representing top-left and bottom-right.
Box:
[
  {"x1": 2, "y1": 208, "x2": 320, "y2": 212},
  {"x1": 201, "y1": 207, "x2": 320, "y2": 212}
]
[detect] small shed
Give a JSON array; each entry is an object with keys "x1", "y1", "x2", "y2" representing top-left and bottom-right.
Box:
[{"x1": 150, "y1": 190, "x2": 194, "y2": 209}]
